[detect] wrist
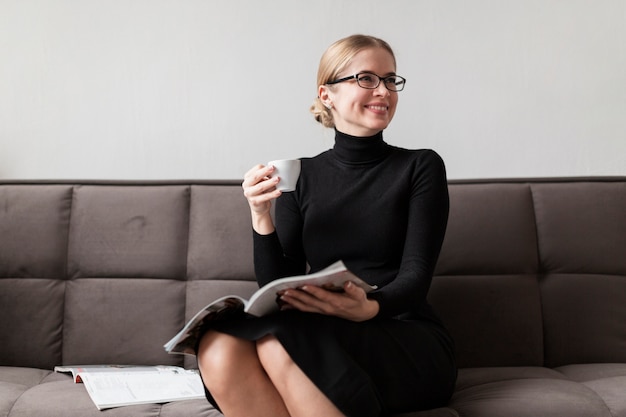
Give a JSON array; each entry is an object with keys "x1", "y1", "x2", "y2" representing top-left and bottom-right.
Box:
[{"x1": 251, "y1": 211, "x2": 275, "y2": 235}]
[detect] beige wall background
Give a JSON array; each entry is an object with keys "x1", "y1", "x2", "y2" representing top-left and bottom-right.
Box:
[{"x1": 1, "y1": 0, "x2": 625, "y2": 180}]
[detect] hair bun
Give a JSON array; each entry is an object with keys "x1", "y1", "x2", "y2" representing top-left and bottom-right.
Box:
[{"x1": 310, "y1": 98, "x2": 334, "y2": 128}]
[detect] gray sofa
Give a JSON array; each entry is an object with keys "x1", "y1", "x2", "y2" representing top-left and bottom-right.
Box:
[{"x1": 1, "y1": 177, "x2": 625, "y2": 417}]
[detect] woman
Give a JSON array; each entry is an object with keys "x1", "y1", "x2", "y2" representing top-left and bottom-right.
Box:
[{"x1": 197, "y1": 34, "x2": 456, "y2": 417}]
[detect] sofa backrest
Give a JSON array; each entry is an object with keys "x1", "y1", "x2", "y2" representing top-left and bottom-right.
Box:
[
  {"x1": 0, "y1": 182, "x2": 259, "y2": 370},
  {"x1": 1, "y1": 178, "x2": 624, "y2": 371},
  {"x1": 430, "y1": 179, "x2": 626, "y2": 368}
]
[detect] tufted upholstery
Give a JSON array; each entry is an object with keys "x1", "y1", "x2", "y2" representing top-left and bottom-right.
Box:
[{"x1": 1, "y1": 178, "x2": 624, "y2": 417}]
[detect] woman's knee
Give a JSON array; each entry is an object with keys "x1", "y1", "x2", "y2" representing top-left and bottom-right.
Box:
[{"x1": 197, "y1": 331, "x2": 256, "y2": 385}]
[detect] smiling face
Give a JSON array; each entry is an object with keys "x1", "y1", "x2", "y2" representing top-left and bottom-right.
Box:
[{"x1": 319, "y1": 47, "x2": 398, "y2": 137}]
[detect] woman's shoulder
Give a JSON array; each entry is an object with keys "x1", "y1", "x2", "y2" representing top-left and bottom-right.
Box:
[
  {"x1": 390, "y1": 145, "x2": 441, "y2": 157},
  {"x1": 389, "y1": 146, "x2": 445, "y2": 167}
]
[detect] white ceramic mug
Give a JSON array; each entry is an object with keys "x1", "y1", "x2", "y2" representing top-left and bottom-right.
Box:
[{"x1": 268, "y1": 159, "x2": 301, "y2": 192}]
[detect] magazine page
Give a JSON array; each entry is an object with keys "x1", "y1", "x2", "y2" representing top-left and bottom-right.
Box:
[
  {"x1": 163, "y1": 295, "x2": 247, "y2": 355},
  {"x1": 244, "y1": 260, "x2": 377, "y2": 317},
  {"x1": 78, "y1": 368, "x2": 204, "y2": 410}
]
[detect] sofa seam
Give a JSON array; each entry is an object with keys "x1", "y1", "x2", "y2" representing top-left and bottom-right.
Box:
[
  {"x1": 5, "y1": 386, "x2": 28, "y2": 417},
  {"x1": 64, "y1": 185, "x2": 78, "y2": 280},
  {"x1": 3, "y1": 374, "x2": 53, "y2": 417},
  {"x1": 184, "y1": 185, "x2": 192, "y2": 282},
  {"x1": 526, "y1": 182, "x2": 546, "y2": 367},
  {"x1": 182, "y1": 185, "x2": 193, "y2": 369},
  {"x1": 527, "y1": 184, "x2": 544, "y2": 276},
  {"x1": 60, "y1": 185, "x2": 77, "y2": 367},
  {"x1": 551, "y1": 369, "x2": 617, "y2": 417},
  {"x1": 453, "y1": 376, "x2": 567, "y2": 393},
  {"x1": 453, "y1": 375, "x2": 617, "y2": 416}
]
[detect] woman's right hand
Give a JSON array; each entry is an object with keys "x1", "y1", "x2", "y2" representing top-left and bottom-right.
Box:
[{"x1": 242, "y1": 164, "x2": 282, "y2": 234}]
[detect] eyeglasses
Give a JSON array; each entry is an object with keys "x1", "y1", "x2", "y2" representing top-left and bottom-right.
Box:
[{"x1": 326, "y1": 72, "x2": 406, "y2": 92}]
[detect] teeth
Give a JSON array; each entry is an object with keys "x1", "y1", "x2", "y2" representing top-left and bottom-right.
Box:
[{"x1": 368, "y1": 106, "x2": 387, "y2": 111}]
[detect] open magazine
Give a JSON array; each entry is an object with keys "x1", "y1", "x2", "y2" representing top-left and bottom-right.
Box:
[
  {"x1": 54, "y1": 365, "x2": 204, "y2": 410},
  {"x1": 164, "y1": 260, "x2": 376, "y2": 356}
]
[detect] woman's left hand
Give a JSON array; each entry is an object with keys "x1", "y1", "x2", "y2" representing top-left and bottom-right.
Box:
[{"x1": 279, "y1": 281, "x2": 379, "y2": 322}]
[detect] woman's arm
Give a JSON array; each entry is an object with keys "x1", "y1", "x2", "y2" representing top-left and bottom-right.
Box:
[
  {"x1": 368, "y1": 150, "x2": 450, "y2": 317},
  {"x1": 243, "y1": 164, "x2": 307, "y2": 287}
]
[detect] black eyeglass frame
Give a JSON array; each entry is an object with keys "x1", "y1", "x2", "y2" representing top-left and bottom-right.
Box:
[{"x1": 326, "y1": 72, "x2": 407, "y2": 92}]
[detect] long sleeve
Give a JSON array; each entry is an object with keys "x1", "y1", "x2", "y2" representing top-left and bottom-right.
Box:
[
  {"x1": 367, "y1": 150, "x2": 449, "y2": 317},
  {"x1": 253, "y1": 191, "x2": 306, "y2": 288}
]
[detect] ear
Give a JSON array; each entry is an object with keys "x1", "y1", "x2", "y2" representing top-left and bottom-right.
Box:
[{"x1": 318, "y1": 85, "x2": 333, "y2": 109}]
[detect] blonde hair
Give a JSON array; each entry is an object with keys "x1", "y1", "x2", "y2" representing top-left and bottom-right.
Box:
[{"x1": 310, "y1": 34, "x2": 396, "y2": 128}]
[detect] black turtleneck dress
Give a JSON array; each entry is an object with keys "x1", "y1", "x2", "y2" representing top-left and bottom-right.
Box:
[{"x1": 203, "y1": 130, "x2": 457, "y2": 416}]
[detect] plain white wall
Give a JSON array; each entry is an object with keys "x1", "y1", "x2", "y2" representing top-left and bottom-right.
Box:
[{"x1": 1, "y1": 0, "x2": 625, "y2": 180}]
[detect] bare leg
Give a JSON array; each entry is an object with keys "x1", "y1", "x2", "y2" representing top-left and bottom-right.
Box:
[
  {"x1": 257, "y1": 335, "x2": 346, "y2": 417},
  {"x1": 197, "y1": 331, "x2": 290, "y2": 417}
]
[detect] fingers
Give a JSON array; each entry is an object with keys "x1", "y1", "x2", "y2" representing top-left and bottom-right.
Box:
[
  {"x1": 242, "y1": 164, "x2": 278, "y2": 192},
  {"x1": 242, "y1": 164, "x2": 282, "y2": 214},
  {"x1": 342, "y1": 281, "x2": 362, "y2": 297},
  {"x1": 279, "y1": 283, "x2": 368, "y2": 320},
  {"x1": 305, "y1": 282, "x2": 364, "y2": 301},
  {"x1": 242, "y1": 164, "x2": 272, "y2": 187},
  {"x1": 279, "y1": 288, "x2": 327, "y2": 314}
]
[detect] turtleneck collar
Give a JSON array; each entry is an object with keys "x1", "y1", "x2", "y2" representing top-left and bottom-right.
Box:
[{"x1": 332, "y1": 129, "x2": 391, "y2": 165}]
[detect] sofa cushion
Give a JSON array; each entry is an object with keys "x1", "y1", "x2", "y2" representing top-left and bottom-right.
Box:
[
  {"x1": 556, "y1": 364, "x2": 626, "y2": 417},
  {"x1": 541, "y1": 274, "x2": 626, "y2": 367},
  {"x1": 62, "y1": 279, "x2": 185, "y2": 367},
  {"x1": 453, "y1": 366, "x2": 568, "y2": 390},
  {"x1": 67, "y1": 185, "x2": 190, "y2": 279},
  {"x1": 435, "y1": 183, "x2": 539, "y2": 275},
  {"x1": 0, "y1": 381, "x2": 26, "y2": 417},
  {"x1": 10, "y1": 380, "x2": 158, "y2": 417},
  {"x1": 450, "y1": 367, "x2": 613, "y2": 417},
  {"x1": 187, "y1": 185, "x2": 255, "y2": 281},
  {"x1": 158, "y1": 400, "x2": 222, "y2": 417},
  {"x1": 0, "y1": 367, "x2": 62, "y2": 387},
  {"x1": 0, "y1": 185, "x2": 72, "y2": 278},
  {"x1": 0, "y1": 280, "x2": 65, "y2": 369},
  {"x1": 532, "y1": 182, "x2": 626, "y2": 275},
  {"x1": 0, "y1": 367, "x2": 65, "y2": 417},
  {"x1": 429, "y1": 274, "x2": 543, "y2": 368}
]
